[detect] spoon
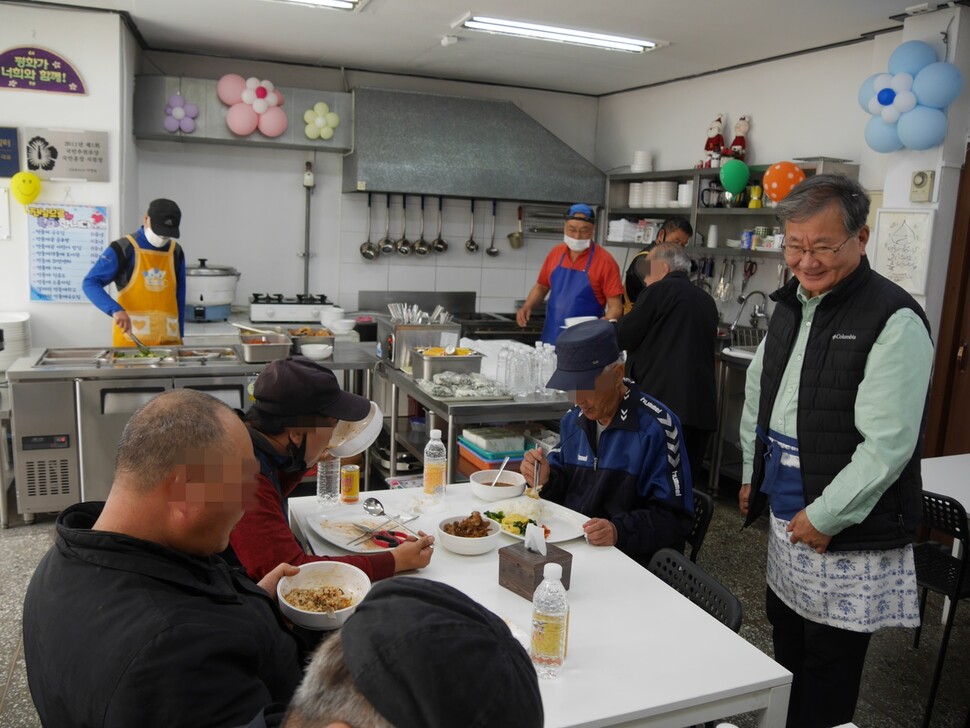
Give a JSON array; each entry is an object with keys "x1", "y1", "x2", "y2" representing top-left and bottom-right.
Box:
[
  {"x1": 465, "y1": 199, "x2": 479, "y2": 253},
  {"x1": 363, "y1": 497, "x2": 386, "y2": 517},
  {"x1": 126, "y1": 330, "x2": 152, "y2": 356},
  {"x1": 491, "y1": 456, "x2": 511, "y2": 486}
]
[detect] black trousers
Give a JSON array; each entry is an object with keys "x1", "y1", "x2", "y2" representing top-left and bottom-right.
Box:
[
  {"x1": 766, "y1": 586, "x2": 873, "y2": 728},
  {"x1": 681, "y1": 425, "x2": 710, "y2": 486}
]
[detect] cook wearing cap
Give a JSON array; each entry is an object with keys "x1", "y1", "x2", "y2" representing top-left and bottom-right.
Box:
[
  {"x1": 521, "y1": 320, "x2": 695, "y2": 566},
  {"x1": 262, "y1": 577, "x2": 543, "y2": 728},
  {"x1": 82, "y1": 197, "x2": 187, "y2": 346},
  {"x1": 226, "y1": 356, "x2": 434, "y2": 583},
  {"x1": 516, "y1": 202, "x2": 624, "y2": 344}
]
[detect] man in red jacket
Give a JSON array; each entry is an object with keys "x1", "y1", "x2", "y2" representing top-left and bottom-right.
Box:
[{"x1": 228, "y1": 356, "x2": 434, "y2": 581}]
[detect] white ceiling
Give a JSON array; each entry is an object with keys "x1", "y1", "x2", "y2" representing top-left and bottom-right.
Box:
[{"x1": 25, "y1": 0, "x2": 917, "y2": 95}]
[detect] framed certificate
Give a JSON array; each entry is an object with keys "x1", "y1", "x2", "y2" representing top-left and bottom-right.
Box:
[{"x1": 871, "y1": 208, "x2": 934, "y2": 296}]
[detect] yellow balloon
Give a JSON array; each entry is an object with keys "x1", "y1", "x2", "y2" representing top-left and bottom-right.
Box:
[
  {"x1": 303, "y1": 109, "x2": 317, "y2": 124},
  {"x1": 305, "y1": 123, "x2": 321, "y2": 140},
  {"x1": 320, "y1": 126, "x2": 334, "y2": 140},
  {"x1": 325, "y1": 112, "x2": 340, "y2": 128},
  {"x1": 314, "y1": 102, "x2": 330, "y2": 116},
  {"x1": 11, "y1": 172, "x2": 41, "y2": 205}
]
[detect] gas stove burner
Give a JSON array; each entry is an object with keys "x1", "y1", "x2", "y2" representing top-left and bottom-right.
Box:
[
  {"x1": 251, "y1": 293, "x2": 284, "y2": 304},
  {"x1": 296, "y1": 293, "x2": 330, "y2": 304}
]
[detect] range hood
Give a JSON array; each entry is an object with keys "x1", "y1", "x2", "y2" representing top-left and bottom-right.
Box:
[{"x1": 343, "y1": 88, "x2": 604, "y2": 204}]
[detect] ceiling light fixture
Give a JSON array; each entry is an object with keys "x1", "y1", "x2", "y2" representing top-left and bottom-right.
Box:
[
  {"x1": 460, "y1": 15, "x2": 655, "y2": 53},
  {"x1": 265, "y1": 0, "x2": 359, "y2": 10}
]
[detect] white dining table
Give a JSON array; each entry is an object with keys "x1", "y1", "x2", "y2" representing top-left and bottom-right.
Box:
[{"x1": 288, "y1": 485, "x2": 791, "y2": 728}]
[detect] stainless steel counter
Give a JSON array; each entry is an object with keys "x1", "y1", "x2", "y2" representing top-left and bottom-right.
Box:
[
  {"x1": 709, "y1": 348, "x2": 755, "y2": 495},
  {"x1": 377, "y1": 361, "x2": 571, "y2": 484}
]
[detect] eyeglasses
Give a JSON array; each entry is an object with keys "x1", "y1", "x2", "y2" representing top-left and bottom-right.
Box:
[{"x1": 782, "y1": 233, "x2": 855, "y2": 261}]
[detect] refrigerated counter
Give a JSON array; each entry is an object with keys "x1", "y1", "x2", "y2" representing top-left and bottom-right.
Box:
[{"x1": 5, "y1": 343, "x2": 378, "y2": 518}]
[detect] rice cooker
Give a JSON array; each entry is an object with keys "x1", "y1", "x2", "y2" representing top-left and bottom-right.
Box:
[{"x1": 184, "y1": 258, "x2": 241, "y2": 322}]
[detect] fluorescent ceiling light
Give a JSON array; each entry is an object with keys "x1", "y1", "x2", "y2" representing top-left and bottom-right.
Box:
[
  {"x1": 265, "y1": 0, "x2": 358, "y2": 9},
  {"x1": 462, "y1": 16, "x2": 655, "y2": 53}
]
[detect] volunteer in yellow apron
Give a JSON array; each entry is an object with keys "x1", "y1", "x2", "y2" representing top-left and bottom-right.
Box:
[{"x1": 82, "y1": 199, "x2": 186, "y2": 347}]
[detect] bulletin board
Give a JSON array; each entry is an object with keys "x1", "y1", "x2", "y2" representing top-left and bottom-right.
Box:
[
  {"x1": 872, "y1": 208, "x2": 934, "y2": 296},
  {"x1": 26, "y1": 203, "x2": 108, "y2": 301}
]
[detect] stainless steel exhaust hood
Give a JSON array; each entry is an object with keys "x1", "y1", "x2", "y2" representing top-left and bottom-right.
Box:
[{"x1": 343, "y1": 88, "x2": 604, "y2": 204}]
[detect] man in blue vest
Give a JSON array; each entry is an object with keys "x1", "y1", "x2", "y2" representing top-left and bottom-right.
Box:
[{"x1": 738, "y1": 174, "x2": 933, "y2": 728}]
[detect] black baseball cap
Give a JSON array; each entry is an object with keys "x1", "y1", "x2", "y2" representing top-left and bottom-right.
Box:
[
  {"x1": 341, "y1": 578, "x2": 543, "y2": 728},
  {"x1": 253, "y1": 356, "x2": 370, "y2": 423},
  {"x1": 147, "y1": 198, "x2": 181, "y2": 238}
]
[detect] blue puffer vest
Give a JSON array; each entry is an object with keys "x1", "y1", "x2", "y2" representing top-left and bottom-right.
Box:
[{"x1": 743, "y1": 257, "x2": 931, "y2": 551}]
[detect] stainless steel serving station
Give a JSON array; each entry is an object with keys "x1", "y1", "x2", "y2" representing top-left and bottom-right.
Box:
[
  {"x1": 377, "y1": 361, "x2": 571, "y2": 485},
  {"x1": 5, "y1": 342, "x2": 378, "y2": 522}
]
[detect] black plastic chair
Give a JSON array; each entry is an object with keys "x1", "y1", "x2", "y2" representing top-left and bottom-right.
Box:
[
  {"x1": 912, "y1": 490, "x2": 970, "y2": 728},
  {"x1": 686, "y1": 489, "x2": 714, "y2": 563},
  {"x1": 648, "y1": 547, "x2": 743, "y2": 632}
]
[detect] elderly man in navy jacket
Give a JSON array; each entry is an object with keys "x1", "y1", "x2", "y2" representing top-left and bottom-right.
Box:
[{"x1": 521, "y1": 320, "x2": 694, "y2": 565}]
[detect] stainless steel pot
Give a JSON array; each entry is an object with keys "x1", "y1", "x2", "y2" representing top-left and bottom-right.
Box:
[{"x1": 185, "y1": 258, "x2": 241, "y2": 306}]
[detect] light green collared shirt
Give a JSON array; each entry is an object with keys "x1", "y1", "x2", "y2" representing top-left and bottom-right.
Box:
[{"x1": 740, "y1": 284, "x2": 933, "y2": 535}]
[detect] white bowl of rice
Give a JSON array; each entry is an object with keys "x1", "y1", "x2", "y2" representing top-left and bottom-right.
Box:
[{"x1": 277, "y1": 561, "x2": 371, "y2": 631}]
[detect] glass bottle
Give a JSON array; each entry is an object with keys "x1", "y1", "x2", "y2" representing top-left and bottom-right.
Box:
[
  {"x1": 423, "y1": 428, "x2": 447, "y2": 497},
  {"x1": 531, "y1": 562, "x2": 568, "y2": 678}
]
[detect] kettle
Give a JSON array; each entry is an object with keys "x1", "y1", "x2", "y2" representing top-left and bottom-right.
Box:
[{"x1": 700, "y1": 181, "x2": 725, "y2": 208}]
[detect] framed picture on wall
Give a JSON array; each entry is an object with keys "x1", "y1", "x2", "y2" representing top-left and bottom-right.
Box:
[{"x1": 871, "y1": 208, "x2": 934, "y2": 296}]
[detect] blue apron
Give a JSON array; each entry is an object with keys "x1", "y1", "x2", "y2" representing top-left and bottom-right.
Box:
[
  {"x1": 540, "y1": 245, "x2": 604, "y2": 344},
  {"x1": 757, "y1": 426, "x2": 806, "y2": 521}
]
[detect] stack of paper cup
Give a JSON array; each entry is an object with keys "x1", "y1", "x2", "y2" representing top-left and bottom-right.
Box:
[
  {"x1": 628, "y1": 182, "x2": 643, "y2": 208},
  {"x1": 707, "y1": 224, "x2": 719, "y2": 248},
  {"x1": 677, "y1": 182, "x2": 693, "y2": 208},
  {"x1": 631, "y1": 150, "x2": 652, "y2": 173}
]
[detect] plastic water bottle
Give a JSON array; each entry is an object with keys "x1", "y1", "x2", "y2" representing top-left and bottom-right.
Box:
[
  {"x1": 423, "y1": 429, "x2": 447, "y2": 497},
  {"x1": 532, "y1": 342, "x2": 544, "y2": 394},
  {"x1": 316, "y1": 457, "x2": 340, "y2": 508},
  {"x1": 530, "y1": 562, "x2": 568, "y2": 678},
  {"x1": 496, "y1": 345, "x2": 510, "y2": 385}
]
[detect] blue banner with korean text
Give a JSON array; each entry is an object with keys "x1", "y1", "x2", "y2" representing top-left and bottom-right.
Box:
[{"x1": 0, "y1": 127, "x2": 19, "y2": 178}]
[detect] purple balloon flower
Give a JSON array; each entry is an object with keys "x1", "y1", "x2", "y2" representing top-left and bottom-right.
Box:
[{"x1": 163, "y1": 93, "x2": 199, "y2": 134}]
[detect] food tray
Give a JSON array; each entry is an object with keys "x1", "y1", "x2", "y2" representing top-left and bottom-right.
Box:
[
  {"x1": 239, "y1": 333, "x2": 292, "y2": 363},
  {"x1": 412, "y1": 349, "x2": 483, "y2": 380},
  {"x1": 416, "y1": 379, "x2": 513, "y2": 402},
  {"x1": 177, "y1": 347, "x2": 238, "y2": 362},
  {"x1": 457, "y1": 437, "x2": 528, "y2": 460},
  {"x1": 110, "y1": 348, "x2": 177, "y2": 365}
]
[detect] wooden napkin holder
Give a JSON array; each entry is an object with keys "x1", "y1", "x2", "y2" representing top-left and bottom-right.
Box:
[{"x1": 498, "y1": 542, "x2": 572, "y2": 601}]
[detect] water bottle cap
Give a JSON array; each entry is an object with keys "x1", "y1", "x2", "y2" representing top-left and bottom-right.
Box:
[
  {"x1": 430, "y1": 428, "x2": 442, "y2": 439},
  {"x1": 543, "y1": 563, "x2": 562, "y2": 580}
]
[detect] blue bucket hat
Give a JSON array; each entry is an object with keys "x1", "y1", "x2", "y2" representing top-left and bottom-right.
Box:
[
  {"x1": 566, "y1": 203, "x2": 596, "y2": 223},
  {"x1": 546, "y1": 319, "x2": 620, "y2": 391}
]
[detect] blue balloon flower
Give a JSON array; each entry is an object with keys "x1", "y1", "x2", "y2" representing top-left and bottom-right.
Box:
[{"x1": 859, "y1": 40, "x2": 964, "y2": 152}]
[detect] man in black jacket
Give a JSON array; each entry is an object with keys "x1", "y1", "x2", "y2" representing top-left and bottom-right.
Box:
[
  {"x1": 23, "y1": 389, "x2": 304, "y2": 728},
  {"x1": 616, "y1": 242, "x2": 719, "y2": 480}
]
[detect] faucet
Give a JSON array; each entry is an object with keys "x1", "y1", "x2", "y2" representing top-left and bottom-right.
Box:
[{"x1": 731, "y1": 291, "x2": 769, "y2": 331}]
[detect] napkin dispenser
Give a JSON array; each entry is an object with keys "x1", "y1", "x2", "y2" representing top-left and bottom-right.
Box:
[{"x1": 498, "y1": 542, "x2": 572, "y2": 601}]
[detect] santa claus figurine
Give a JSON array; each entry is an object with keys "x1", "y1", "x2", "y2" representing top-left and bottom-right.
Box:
[
  {"x1": 728, "y1": 115, "x2": 750, "y2": 161},
  {"x1": 702, "y1": 114, "x2": 725, "y2": 168}
]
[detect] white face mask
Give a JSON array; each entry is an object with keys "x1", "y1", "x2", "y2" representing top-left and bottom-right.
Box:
[
  {"x1": 564, "y1": 234, "x2": 591, "y2": 252},
  {"x1": 144, "y1": 224, "x2": 171, "y2": 248}
]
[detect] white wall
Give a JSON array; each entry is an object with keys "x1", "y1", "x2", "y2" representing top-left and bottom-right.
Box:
[{"x1": 0, "y1": 5, "x2": 126, "y2": 347}]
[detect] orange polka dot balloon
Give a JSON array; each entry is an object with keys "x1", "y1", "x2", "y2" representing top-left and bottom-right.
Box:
[{"x1": 763, "y1": 162, "x2": 806, "y2": 202}]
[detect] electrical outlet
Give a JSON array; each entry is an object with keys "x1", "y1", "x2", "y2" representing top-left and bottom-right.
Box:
[{"x1": 911, "y1": 170, "x2": 935, "y2": 203}]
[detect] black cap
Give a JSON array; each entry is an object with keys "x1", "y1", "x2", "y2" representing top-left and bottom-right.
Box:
[
  {"x1": 253, "y1": 356, "x2": 370, "y2": 422},
  {"x1": 147, "y1": 198, "x2": 181, "y2": 238},
  {"x1": 546, "y1": 319, "x2": 620, "y2": 391},
  {"x1": 342, "y1": 578, "x2": 543, "y2": 728}
]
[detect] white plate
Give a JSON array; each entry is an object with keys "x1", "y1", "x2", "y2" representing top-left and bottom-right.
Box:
[
  {"x1": 482, "y1": 496, "x2": 585, "y2": 544},
  {"x1": 305, "y1": 512, "x2": 404, "y2": 553}
]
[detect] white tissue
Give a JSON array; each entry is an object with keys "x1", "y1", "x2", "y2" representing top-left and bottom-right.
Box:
[{"x1": 524, "y1": 523, "x2": 547, "y2": 556}]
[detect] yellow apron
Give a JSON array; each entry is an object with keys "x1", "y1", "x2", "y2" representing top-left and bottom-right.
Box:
[{"x1": 113, "y1": 235, "x2": 181, "y2": 347}]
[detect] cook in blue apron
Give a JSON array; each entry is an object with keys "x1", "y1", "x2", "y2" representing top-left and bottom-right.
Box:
[{"x1": 540, "y1": 244, "x2": 605, "y2": 344}]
